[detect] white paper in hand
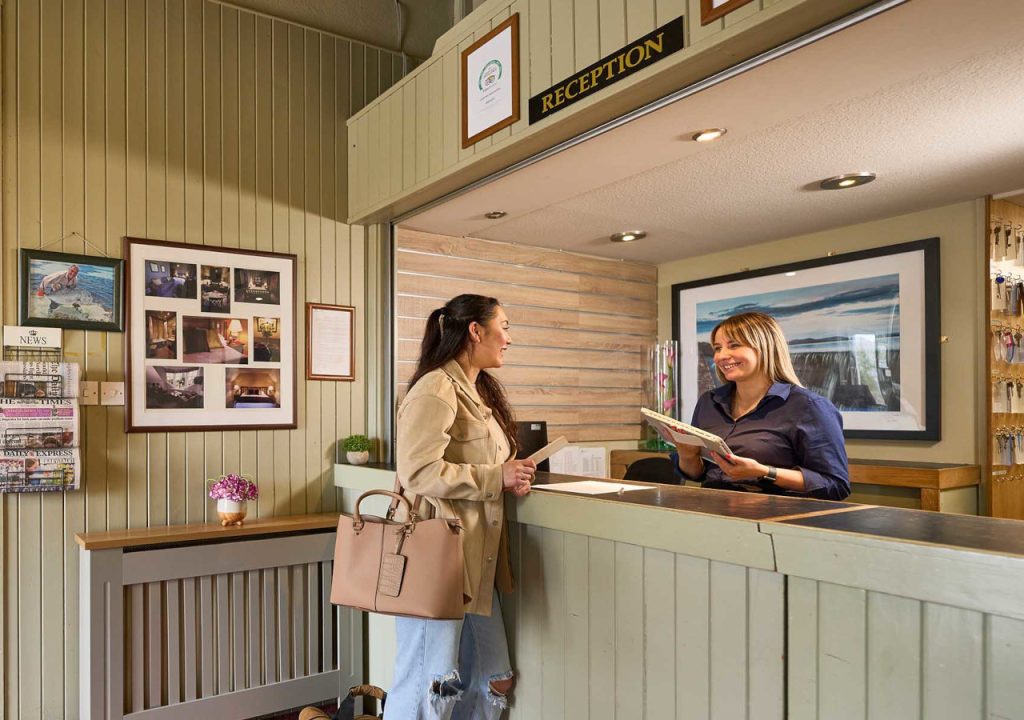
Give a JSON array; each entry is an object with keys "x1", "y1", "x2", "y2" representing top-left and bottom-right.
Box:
[{"x1": 527, "y1": 436, "x2": 568, "y2": 464}]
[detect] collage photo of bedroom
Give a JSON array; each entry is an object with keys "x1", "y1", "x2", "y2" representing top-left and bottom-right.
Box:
[{"x1": 143, "y1": 260, "x2": 282, "y2": 412}]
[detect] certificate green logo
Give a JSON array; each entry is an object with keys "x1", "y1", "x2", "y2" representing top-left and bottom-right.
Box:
[{"x1": 479, "y1": 59, "x2": 502, "y2": 90}]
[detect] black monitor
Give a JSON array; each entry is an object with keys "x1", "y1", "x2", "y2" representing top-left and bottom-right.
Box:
[{"x1": 515, "y1": 420, "x2": 549, "y2": 472}]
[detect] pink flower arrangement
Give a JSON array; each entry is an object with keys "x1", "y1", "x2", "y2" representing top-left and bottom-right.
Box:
[{"x1": 208, "y1": 473, "x2": 259, "y2": 502}]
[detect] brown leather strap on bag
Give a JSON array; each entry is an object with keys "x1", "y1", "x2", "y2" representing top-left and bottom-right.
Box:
[{"x1": 386, "y1": 476, "x2": 427, "y2": 520}]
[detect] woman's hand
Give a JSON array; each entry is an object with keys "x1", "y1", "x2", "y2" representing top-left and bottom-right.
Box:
[
  {"x1": 502, "y1": 459, "x2": 536, "y2": 496},
  {"x1": 674, "y1": 441, "x2": 704, "y2": 479},
  {"x1": 710, "y1": 452, "x2": 769, "y2": 482}
]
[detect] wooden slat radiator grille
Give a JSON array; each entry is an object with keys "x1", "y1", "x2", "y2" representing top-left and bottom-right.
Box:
[
  {"x1": 395, "y1": 228, "x2": 658, "y2": 443},
  {"x1": 81, "y1": 532, "x2": 359, "y2": 720}
]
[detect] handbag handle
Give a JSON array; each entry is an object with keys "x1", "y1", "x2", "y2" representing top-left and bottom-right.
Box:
[{"x1": 352, "y1": 490, "x2": 412, "y2": 531}]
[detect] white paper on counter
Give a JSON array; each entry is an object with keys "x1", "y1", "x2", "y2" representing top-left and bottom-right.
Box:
[
  {"x1": 532, "y1": 480, "x2": 654, "y2": 495},
  {"x1": 548, "y1": 447, "x2": 606, "y2": 477}
]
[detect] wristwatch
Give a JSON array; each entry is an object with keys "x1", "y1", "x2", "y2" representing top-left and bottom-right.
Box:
[{"x1": 762, "y1": 465, "x2": 778, "y2": 482}]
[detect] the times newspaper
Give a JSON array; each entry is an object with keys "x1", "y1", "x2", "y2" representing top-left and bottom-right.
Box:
[{"x1": 0, "y1": 398, "x2": 79, "y2": 449}]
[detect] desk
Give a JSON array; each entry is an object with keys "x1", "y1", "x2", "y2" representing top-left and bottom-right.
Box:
[
  {"x1": 609, "y1": 449, "x2": 981, "y2": 514},
  {"x1": 335, "y1": 463, "x2": 1024, "y2": 719}
]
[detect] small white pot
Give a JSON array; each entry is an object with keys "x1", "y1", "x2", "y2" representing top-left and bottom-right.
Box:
[
  {"x1": 346, "y1": 450, "x2": 370, "y2": 465},
  {"x1": 216, "y1": 498, "x2": 248, "y2": 526}
]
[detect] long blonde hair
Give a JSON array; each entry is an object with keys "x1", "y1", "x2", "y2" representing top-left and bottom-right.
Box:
[{"x1": 711, "y1": 312, "x2": 802, "y2": 387}]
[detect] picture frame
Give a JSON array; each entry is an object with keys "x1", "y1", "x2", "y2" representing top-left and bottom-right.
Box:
[
  {"x1": 672, "y1": 238, "x2": 941, "y2": 441},
  {"x1": 19, "y1": 249, "x2": 124, "y2": 332},
  {"x1": 462, "y1": 13, "x2": 520, "y2": 148},
  {"x1": 306, "y1": 303, "x2": 355, "y2": 381},
  {"x1": 701, "y1": 0, "x2": 756, "y2": 25},
  {"x1": 123, "y1": 237, "x2": 298, "y2": 433}
]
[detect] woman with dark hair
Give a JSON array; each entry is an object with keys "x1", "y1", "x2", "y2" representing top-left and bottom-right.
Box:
[
  {"x1": 673, "y1": 311, "x2": 850, "y2": 500},
  {"x1": 385, "y1": 293, "x2": 535, "y2": 720}
]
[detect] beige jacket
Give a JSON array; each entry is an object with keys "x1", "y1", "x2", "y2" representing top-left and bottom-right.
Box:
[{"x1": 396, "y1": 360, "x2": 515, "y2": 616}]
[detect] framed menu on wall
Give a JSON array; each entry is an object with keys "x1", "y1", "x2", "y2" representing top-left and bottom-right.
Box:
[
  {"x1": 462, "y1": 14, "x2": 520, "y2": 147},
  {"x1": 123, "y1": 237, "x2": 298, "y2": 432},
  {"x1": 701, "y1": 0, "x2": 755, "y2": 25},
  {"x1": 306, "y1": 303, "x2": 355, "y2": 381}
]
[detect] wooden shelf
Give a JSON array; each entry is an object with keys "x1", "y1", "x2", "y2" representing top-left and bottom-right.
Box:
[{"x1": 75, "y1": 512, "x2": 340, "y2": 551}]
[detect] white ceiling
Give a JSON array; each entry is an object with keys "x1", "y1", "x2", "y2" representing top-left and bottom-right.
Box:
[
  {"x1": 216, "y1": 0, "x2": 451, "y2": 58},
  {"x1": 402, "y1": 0, "x2": 1024, "y2": 264}
]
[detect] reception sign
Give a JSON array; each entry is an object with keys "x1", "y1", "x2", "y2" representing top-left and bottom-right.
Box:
[
  {"x1": 529, "y1": 17, "x2": 685, "y2": 125},
  {"x1": 462, "y1": 14, "x2": 520, "y2": 148}
]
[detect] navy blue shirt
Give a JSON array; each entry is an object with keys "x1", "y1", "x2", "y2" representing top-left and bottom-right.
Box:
[{"x1": 671, "y1": 382, "x2": 850, "y2": 501}]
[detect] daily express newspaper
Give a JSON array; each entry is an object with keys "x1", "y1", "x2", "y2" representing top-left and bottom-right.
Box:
[
  {"x1": 0, "y1": 398, "x2": 79, "y2": 449},
  {"x1": 0, "y1": 447, "x2": 80, "y2": 492},
  {"x1": 0, "y1": 362, "x2": 79, "y2": 399}
]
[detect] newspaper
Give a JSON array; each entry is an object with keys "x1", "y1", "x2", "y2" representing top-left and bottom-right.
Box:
[
  {"x1": 0, "y1": 361, "x2": 79, "y2": 398},
  {"x1": 0, "y1": 447, "x2": 80, "y2": 492},
  {"x1": 0, "y1": 398, "x2": 79, "y2": 449}
]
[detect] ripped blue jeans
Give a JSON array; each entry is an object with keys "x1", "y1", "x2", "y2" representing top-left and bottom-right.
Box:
[{"x1": 384, "y1": 589, "x2": 513, "y2": 720}]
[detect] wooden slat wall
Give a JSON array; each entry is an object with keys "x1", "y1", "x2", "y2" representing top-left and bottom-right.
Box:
[
  {"x1": 395, "y1": 228, "x2": 657, "y2": 442},
  {"x1": 348, "y1": 0, "x2": 829, "y2": 221},
  {"x1": 507, "y1": 524, "x2": 785, "y2": 719},
  {"x1": 787, "y1": 577, "x2": 1024, "y2": 720},
  {"x1": 0, "y1": 1, "x2": 403, "y2": 716}
]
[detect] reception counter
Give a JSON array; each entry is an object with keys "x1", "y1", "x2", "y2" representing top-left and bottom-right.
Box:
[{"x1": 334, "y1": 464, "x2": 1024, "y2": 719}]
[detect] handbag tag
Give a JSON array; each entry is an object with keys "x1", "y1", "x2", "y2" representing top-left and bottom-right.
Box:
[{"x1": 378, "y1": 553, "x2": 407, "y2": 597}]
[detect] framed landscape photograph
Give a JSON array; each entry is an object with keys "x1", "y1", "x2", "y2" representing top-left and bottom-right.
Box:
[
  {"x1": 124, "y1": 237, "x2": 297, "y2": 432},
  {"x1": 672, "y1": 238, "x2": 940, "y2": 441},
  {"x1": 19, "y1": 249, "x2": 124, "y2": 332}
]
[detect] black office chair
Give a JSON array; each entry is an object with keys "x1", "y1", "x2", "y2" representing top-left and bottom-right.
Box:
[{"x1": 623, "y1": 457, "x2": 680, "y2": 485}]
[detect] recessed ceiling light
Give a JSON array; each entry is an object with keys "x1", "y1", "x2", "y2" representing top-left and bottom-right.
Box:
[
  {"x1": 485, "y1": 210, "x2": 507, "y2": 219},
  {"x1": 785, "y1": 272, "x2": 797, "y2": 277},
  {"x1": 610, "y1": 230, "x2": 646, "y2": 243},
  {"x1": 691, "y1": 128, "x2": 727, "y2": 142},
  {"x1": 819, "y1": 172, "x2": 876, "y2": 190}
]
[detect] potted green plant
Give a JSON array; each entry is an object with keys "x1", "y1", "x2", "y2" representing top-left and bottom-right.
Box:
[{"x1": 343, "y1": 434, "x2": 372, "y2": 465}]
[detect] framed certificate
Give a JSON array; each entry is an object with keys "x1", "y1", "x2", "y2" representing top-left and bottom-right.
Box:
[
  {"x1": 461, "y1": 14, "x2": 520, "y2": 148},
  {"x1": 306, "y1": 303, "x2": 355, "y2": 381},
  {"x1": 701, "y1": 0, "x2": 756, "y2": 25}
]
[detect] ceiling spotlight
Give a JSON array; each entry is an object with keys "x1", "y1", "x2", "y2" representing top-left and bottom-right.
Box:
[
  {"x1": 691, "y1": 128, "x2": 727, "y2": 142},
  {"x1": 484, "y1": 210, "x2": 507, "y2": 219},
  {"x1": 819, "y1": 172, "x2": 876, "y2": 190},
  {"x1": 610, "y1": 230, "x2": 646, "y2": 243}
]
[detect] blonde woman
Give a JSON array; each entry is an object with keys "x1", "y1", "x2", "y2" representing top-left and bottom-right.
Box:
[{"x1": 674, "y1": 311, "x2": 850, "y2": 500}]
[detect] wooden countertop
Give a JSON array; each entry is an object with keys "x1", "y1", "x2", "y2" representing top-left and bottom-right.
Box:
[
  {"x1": 75, "y1": 512, "x2": 340, "y2": 550},
  {"x1": 527, "y1": 472, "x2": 1021, "y2": 559}
]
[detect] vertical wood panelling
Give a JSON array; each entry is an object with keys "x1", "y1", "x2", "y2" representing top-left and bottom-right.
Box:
[
  {"x1": 866, "y1": 592, "x2": 920, "y2": 719},
  {"x1": 508, "y1": 526, "x2": 785, "y2": 720},
  {"x1": 922, "y1": 603, "x2": 984, "y2": 720},
  {"x1": 0, "y1": 1, "x2": 404, "y2": 714},
  {"x1": 987, "y1": 615, "x2": 1024, "y2": 718},
  {"x1": 817, "y1": 583, "x2": 867, "y2": 720}
]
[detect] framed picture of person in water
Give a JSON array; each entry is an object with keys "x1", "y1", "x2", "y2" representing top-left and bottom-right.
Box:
[
  {"x1": 19, "y1": 249, "x2": 124, "y2": 332},
  {"x1": 123, "y1": 236, "x2": 297, "y2": 433}
]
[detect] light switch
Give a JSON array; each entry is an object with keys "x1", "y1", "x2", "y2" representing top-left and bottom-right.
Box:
[
  {"x1": 80, "y1": 381, "x2": 99, "y2": 405},
  {"x1": 100, "y1": 381, "x2": 125, "y2": 406}
]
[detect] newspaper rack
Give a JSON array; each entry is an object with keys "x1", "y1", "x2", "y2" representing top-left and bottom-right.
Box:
[{"x1": 0, "y1": 327, "x2": 81, "y2": 492}]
